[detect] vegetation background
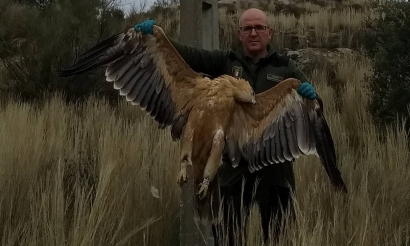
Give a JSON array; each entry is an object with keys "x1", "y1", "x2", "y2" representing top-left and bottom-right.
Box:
[{"x1": 0, "y1": 0, "x2": 409, "y2": 245}]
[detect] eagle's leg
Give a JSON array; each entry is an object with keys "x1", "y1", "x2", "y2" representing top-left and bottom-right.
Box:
[
  {"x1": 177, "y1": 122, "x2": 194, "y2": 187},
  {"x1": 197, "y1": 129, "x2": 225, "y2": 200}
]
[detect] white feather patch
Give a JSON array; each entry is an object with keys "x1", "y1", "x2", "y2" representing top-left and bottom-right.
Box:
[{"x1": 150, "y1": 185, "x2": 160, "y2": 199}]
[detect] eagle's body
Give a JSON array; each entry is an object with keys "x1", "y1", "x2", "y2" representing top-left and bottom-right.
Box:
[
  {"x1": 177, "y1": 77, "x2": 239, "y2": 220},
  {"x1": 58, "y1": 25, "x2": 347, "y2": 225}
]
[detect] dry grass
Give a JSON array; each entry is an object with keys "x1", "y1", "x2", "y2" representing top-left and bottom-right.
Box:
[{"x1": 0, "y1": 96, "x2": 181, "y2": 245}]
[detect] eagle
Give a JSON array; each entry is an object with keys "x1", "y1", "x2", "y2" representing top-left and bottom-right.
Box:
[{"x1": 57, "y1": 25, "x2": 347, "y2": 223}]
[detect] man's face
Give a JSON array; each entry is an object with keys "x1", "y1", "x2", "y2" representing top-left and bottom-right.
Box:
[{"x1": 237, "y1": 11, "x2": 272, "y2": 57}]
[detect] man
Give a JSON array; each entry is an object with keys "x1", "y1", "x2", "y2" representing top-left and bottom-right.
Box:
[{"x1": 135, "y1": 8, "x2": 316, "y2": 245}]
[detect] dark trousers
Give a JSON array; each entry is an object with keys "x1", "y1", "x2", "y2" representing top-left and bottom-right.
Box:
[{"x1": 212, "y1": 171, "x2": 295, "y2": 245}]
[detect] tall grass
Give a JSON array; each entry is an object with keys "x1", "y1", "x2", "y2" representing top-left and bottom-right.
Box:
[{"x1": 0, "y1": 96, "x2": 181, "y2": 245}]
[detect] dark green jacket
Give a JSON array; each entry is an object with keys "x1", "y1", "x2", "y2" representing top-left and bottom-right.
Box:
[{"x1": 169, "y1": 38, "x2": 309, "y2": 189}]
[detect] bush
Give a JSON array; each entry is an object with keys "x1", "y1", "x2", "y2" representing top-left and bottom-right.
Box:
[
  {"x1": 360, "y1": 0, "x2": 410, "y2": 132},
  {"x1": 0, "y1": 0, "x2": 126, "y2": 104}
]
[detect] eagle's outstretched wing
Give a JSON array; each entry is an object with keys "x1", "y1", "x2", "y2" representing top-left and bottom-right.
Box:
[
  {"x1": 58, "y1": 25, "x2": 202, "y2": 140},
  {"x1": 225, "y1": 78, "x2": 347, "y2": 192}
]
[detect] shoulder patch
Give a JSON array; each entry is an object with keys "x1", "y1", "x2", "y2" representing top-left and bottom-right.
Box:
[{"x1": 232, "y1": 66, "x2": 243, "y2": 78}]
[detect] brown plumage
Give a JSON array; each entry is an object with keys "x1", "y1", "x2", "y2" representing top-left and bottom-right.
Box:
[{"x1": 58, "y1": 25, "x2": 347, "y2": 224}]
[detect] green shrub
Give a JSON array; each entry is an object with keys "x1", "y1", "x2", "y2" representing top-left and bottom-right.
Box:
[
  {"x1": 360, "y1": 0, "x2": 410, "y2": 132},
  {"x1": 0, "y1": 0, "x2": 126, "y2": 103}
]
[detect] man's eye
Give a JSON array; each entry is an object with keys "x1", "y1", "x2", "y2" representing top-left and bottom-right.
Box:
[
  {"x1": 243, "y1": 26, "x2": 253, "y2": 32},
  {"x1": 254, "y1": 25, "x2": 265, "y2": 31}
]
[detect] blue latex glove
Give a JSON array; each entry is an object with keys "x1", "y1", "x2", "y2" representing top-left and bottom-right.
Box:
[
  {"x1": 297, "y1": 81, "x2": 317, "y2": 100},
  {"x1": 134, "y1": 20, "x2": 155, "y2": 35}
]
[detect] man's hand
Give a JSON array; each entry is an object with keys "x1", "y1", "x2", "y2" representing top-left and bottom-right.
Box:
[
  {"x1": 134, "y1": 20, "x2": 155, "y2": 35},
  {"x1": 297, "y1": 81, "x2": 317, "y2": 100}
]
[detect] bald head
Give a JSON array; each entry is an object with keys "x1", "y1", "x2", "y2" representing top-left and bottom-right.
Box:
[
  {"x1": 239, "y1": 8, "x2": 269, "y2": 26},
  {"x1": 237, "y1": 8, "x2": 273, "y2": 60}
]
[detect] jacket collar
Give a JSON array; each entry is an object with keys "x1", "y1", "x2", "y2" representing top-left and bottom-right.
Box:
[{"x1": 233, "y1": 44, "x2": 277, "y2": 64}]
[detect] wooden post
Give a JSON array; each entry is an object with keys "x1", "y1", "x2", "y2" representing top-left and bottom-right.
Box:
[
  {"x1": 179, "y1": 1, "x2": 219, "y2": 246},
  {"x1": 179, "y1": 0, "x2": 219, "y2": 50}
]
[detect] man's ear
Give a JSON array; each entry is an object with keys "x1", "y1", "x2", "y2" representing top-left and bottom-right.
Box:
[{"x1": 268, "y1": 27, "x2": 273, "y2": 40}]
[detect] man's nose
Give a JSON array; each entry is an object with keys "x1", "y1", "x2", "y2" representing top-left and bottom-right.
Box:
[{"x1": 250, "y1": 28, "x2": 258, "y2": 36}]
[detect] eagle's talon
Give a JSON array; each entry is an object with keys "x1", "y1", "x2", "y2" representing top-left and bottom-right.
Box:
[
  {"x1": 197, "y1": 183, "x2": 208, "y2": 200},
  {"x1": 197, "y1": 178, "x2": 209, "y2": 200},
  {"x1": 177, "y1": 170, "x2": 187, "y2": 187}
]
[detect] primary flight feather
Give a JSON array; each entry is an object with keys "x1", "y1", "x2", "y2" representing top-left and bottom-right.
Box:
[{"x1": 58, "y1": 25, "x2": 347, "y2": 223}]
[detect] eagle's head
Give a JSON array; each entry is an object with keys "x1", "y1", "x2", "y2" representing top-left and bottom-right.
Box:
[{"x1": 231, "y1": 77, "x2": 256, "y2": 105}]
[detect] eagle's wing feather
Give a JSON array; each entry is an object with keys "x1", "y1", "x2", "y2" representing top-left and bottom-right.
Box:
[
  {"x1": 225, "y1": 78, "x2": 347, "y2": 192},
  {"x1": 58, "y1": 26, "x2": 202, "y2": 140}
]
